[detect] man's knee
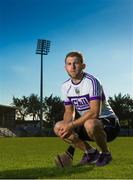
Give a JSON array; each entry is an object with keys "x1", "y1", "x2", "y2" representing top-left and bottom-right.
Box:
[
  {"x1": 54, "y1": 121, "x2": 64, "y2": 136},
  {"x1": 84, "y1": 119, "x2": 103, "y2": 135}
]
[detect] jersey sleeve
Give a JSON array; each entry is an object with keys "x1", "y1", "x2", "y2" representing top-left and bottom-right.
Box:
[
  {"x1": 88, "y1": 78, "x2": 102, "y2": 101},
  {"x1": 61, "y1": 84, "x2": 72, "y2": 105}
]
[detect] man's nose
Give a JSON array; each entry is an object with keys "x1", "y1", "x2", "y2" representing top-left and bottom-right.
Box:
[{"x1": 72, "y1": 63, "x2": 76, "y2": 69}]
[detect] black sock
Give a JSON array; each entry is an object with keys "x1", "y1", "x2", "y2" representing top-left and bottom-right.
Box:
[{"x1": 66, "y1": 145, "x2": 75, "y2": 158}]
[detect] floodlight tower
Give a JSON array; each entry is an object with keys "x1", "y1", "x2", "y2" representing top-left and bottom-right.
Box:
[{"x1": 36, "y1": 39, "x2": 51, "y2": 132}]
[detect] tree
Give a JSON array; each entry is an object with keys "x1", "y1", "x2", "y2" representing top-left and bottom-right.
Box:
[
  {"x1": 43, "y1": 95, "x2": 64, "y2": 127},
  {"x1": 108, "y1": 93, "x2": 133, "y2": 128},
  {"x1": 27, "y1": 94, "x2": 40, "y2": 120},
  {"x1": 12, "y1": 96, "x2": 29, "y2": 120}
]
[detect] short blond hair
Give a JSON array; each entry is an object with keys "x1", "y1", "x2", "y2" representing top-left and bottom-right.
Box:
[{"x1": 65, "y1": 52, "x2": 84, "y2": 63}]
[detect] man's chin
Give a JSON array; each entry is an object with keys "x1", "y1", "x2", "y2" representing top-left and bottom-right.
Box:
[
  {"x1": 68, "y1": 73, "x2": 77, "y2": 79},
  {"x1": 70, "y1": 75, "x2": 77, "y2": 79},
  {"x1": 68, "y1": 71, "x2": 83, "y2": 79}
]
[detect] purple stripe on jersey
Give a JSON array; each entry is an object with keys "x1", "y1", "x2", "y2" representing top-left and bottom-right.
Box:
[
  {"x1": 68, "y1": 94, "x2": 90, "y2": 100},
  {"x1": 77, "y1": 107, "x2": 90, "y2": 111},
  {"x1": 90, "y1": 96, "x2": 102, "y2": 101},
  {"x1": 85, "y1": 74, "x2": 95, "y2": 95},
  {"x1": 64, "y1": 101, "x2": 72, "y2": 105},
  {"x1": 63, "y1": 78, "x2": 71, "y2": 84},
  {"x1": 85, "y1": 73, "x2": 101, "y2": 96}
]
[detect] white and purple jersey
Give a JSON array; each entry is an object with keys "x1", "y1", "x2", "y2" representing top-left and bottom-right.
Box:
[{"x1": 61, "y1": 72, "x2": 117, "y2": 118}]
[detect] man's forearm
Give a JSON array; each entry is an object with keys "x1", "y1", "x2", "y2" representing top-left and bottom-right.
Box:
[
  {"x1": 71, "y1": 100, "x2": 100, "y2": 128},
  {"x1": 72, "y1": 110, "x2": 98, "y2": 128},
  {"x1": 63, "y1": 112, "x2": 73, "y2": 122}
]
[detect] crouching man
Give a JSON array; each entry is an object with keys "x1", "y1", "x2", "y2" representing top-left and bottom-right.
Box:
[{"x1": 54, "y1": 52, "x2": 120, "y2": 167}]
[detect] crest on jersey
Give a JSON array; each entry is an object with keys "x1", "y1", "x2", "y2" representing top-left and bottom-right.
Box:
[{"x1": 74, "y1": 87, "x2": 80, "y2": 95}]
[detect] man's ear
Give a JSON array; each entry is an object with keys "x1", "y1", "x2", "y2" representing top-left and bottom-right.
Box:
[{"x1": 82, "y1": 63, "x2": 86, "y2": 69}]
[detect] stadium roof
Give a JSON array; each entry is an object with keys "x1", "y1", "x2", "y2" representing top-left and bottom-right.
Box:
[{"x1": 0, "y1": 104, "x2": 16, "y2": 113}]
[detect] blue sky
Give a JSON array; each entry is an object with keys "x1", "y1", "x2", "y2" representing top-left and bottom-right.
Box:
[{"x1": 0, "y1": 0, "x2": 133, "y2": 105}]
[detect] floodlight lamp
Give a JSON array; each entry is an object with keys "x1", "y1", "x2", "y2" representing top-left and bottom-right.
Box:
[{"x1": 36, "y1": 39, "x2": 51, "y2": 55}]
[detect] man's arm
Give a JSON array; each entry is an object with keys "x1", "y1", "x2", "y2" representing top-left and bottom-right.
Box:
[
  {"x1": 63, "y1": 105, "x2": 74, "y2": 122},
  {"x1": 60, "y1": 99, "x2": 101, "y2": 138},
  {"x1": 72, "y1": 99, "x2": 101, "y2": 127}
]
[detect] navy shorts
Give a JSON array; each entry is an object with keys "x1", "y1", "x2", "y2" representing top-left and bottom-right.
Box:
[{"x1": 74, "y1": 117, "x2": 120, "y2": 142}]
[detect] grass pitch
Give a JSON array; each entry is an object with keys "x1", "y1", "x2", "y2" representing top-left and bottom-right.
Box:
[{"x1": 0, "y1": 137, "x2": 133, "y2": 179}]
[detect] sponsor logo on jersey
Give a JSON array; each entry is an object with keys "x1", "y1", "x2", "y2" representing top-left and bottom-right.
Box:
[{"x1": 70, "y1": 96, "x2": 90, "y2": 111}]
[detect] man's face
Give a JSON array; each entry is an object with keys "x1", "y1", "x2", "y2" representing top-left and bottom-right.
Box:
[{"x1": 65, "y1": 56, "x2": 85, "y2": 79}]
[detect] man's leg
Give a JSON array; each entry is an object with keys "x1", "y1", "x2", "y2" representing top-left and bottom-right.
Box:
[
  {"x1": 84, "y1": 119, "x2": 112, "y2": 166},
  {"x1": 54, "y1": 121, "x2": 99, "y2": 166},
  {"x1": 54, "y1": 121, "x2": 96, "y2": 152},
  {"x1": 65, "y1": 132, "x2": 99, "y2": 165},
  {"x1": 84, "y1": 119, "x2": 110, "y2": 152}
]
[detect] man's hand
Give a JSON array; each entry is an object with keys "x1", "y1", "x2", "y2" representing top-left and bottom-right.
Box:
[{"x1": 59, "y1": 122, "x2": 73, "y2": 139}]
